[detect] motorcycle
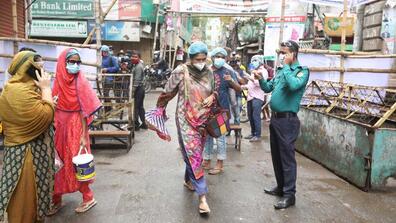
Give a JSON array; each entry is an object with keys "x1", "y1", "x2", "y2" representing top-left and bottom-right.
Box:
[{"x1": 143, "y1": 65, "x2": 171, "y2": 93}]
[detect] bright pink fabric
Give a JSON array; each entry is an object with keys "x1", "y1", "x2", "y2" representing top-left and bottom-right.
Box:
[
  {"x1": 52, "y1": 48, "x2": 100, "y2": 199},
  {"x1": 52, "y1": 48, "x2": 101, "y2": 124},
  {"x1": 245, "y1": 74, "x2": 265, "y2": 102}
]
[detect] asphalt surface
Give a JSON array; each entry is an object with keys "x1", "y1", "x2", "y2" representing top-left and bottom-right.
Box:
[{"x1": 1, "y1": 91, "x2": 396, "y2": 223}]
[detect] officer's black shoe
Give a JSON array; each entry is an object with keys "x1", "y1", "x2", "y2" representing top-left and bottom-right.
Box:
[
  {"x1": 140, "y1": 124, "x2": 148, "y2": 130},
  {"x1": 264, "y1": 186, "x2": 283, "y2": 196},
  {"x1": 274, "y1": 196, "x2": 295, "y2": 210}
]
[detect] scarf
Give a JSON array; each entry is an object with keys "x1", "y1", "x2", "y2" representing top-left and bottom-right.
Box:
[
  {"x1": 0, "y1": 51, "x2": 54, "y2": 146},
  {"x1": 52, "y1": 48, "x2": 101, "y2": 124}
]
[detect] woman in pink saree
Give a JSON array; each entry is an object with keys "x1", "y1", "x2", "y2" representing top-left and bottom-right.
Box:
[
  {"x1": 156, "y1": 42, "x2": 216, "y2": 214},
  {"x1": 50, "y1": 48, "x2": 101, "y2": 214}
]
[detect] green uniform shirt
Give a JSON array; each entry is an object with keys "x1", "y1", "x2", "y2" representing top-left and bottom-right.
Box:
[{"x1": 259, "y1": 61, "x2": 309, "y2": 113}]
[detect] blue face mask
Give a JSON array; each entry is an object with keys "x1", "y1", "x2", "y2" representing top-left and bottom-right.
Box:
[
  {"x1": 66, "y1": 63, "x2": 80, "y2": 74},
  {"x1": 214, "y1": 58, "x2": 225, "y2": 68},
  {"x1": 250, "y1": 61, "x2": 260, "y2": 70}
]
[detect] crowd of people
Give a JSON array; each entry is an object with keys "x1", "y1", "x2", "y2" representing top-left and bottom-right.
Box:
[{"x1": 0, "y1": 39, "x2": 309, "y2": 221}]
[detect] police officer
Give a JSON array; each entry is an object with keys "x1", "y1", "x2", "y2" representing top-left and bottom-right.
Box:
[{"x1": 255, "y1": 40, "x2": 309, "y2": 209}]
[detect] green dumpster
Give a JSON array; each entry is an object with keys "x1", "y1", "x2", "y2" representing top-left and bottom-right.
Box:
[{"x1": 296, "y1": 81, "x2": 396, "y2": 191}]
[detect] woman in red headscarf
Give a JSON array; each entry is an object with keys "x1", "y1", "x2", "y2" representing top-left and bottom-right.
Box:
[{"x1": 49, "y1": 48, "x2": 101, "y2": 214}]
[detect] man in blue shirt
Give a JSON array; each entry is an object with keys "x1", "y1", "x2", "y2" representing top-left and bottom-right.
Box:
[
  {"x1": 256, "y1": 40, "x2": 309, "y2": 210},
  {"x1": 100, "y1": 45, "x2": 120, "y2": 113},
  {"x1": 203, "y1": 47, "x2": 241, "y2": 175}
]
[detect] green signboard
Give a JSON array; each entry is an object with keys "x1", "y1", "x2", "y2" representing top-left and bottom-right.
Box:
[{"x1": 31, "y1": 0, "x2": 94, "y2": 19}]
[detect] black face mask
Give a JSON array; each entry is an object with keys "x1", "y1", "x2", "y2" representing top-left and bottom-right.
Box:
[{"x1": 26, "y1": 65, "x2": 41, "y2": 81}]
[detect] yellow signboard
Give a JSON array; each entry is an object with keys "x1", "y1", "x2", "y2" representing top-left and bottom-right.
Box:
[{"x1": 324, "y1": 16, "x2": 355, "y2": 37}]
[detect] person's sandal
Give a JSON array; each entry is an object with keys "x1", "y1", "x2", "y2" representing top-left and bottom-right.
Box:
[
  {"x1": 208, "y1": 168, "x2": 224, "y2": 175},
  {"x1": 46, "y1": 203, "x2": 63, "y2": 216},
  {"x1": 75, "y1": 198, "x2": 97, "y2": 213},
  {"x1": 199, "y1": 200, "x2": 211, "y2": 214},
  {"x1": 202, "y1": 161, "x2": 211, "y2": 170},
  {"x1": 183, "y1": 181, "x2": 195, "y2": 191}
]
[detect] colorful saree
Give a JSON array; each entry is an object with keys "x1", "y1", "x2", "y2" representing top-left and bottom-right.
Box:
[{"x1": 157, "y1": 64, "x2": 215, "y2": 195}]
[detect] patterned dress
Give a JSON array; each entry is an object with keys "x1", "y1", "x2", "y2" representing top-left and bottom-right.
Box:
[
  {"x1": 0, "y1": 127, "x2": 55, "y2": 221},
  {"x1": 157, "y1": 64, "x2": 214, "y2": 194}
]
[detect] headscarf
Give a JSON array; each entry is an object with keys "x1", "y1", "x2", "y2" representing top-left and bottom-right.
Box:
[
  {"x1": 66, "y1": 48, "x2": 80, "y2": 59},
  {"x1": 188, "y1": 41, "x2": 208, "y2": 58},
  {"x1": 251, "y1": 55, "x2": 264, "y2": 65},
  {"x1": 210, "y1": 47, "x2": 228, "y2": 58},
  {"x1": 100, "y1": 45, "x2": 110, "y2": 52},
  {"x1": 52, "y1": 48, "x2": 101, "y2": 124},
  {"x1": 0, "y1": 51, "x2": 54, "y2": 146}
]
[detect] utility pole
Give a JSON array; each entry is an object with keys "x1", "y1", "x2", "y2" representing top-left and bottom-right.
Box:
[
  {"x1": 340, "y1": 0, "x2": 348, "y2": 83},
  {"x1": 12, "y1": 0, "x2": 18, "y2": 53},
  {"x1": 95, "y1": 0, "x2": 102, "y2": 74},
  {"x1": 152, "y1": 2, "x2": 161, "y2": 58},
  {"x1": 276, "y1": 0, "x2": 286, "y2": 67}
]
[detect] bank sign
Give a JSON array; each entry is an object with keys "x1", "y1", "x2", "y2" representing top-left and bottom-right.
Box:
[
  {"x1": 32, "y1": 0, "x2": 94, "y2": 19},
  {"x1": 30, "y1": 20, "x2": 88, "y2": 38}
]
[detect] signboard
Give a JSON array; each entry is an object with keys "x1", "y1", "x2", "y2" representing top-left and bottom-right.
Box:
[
  {"x1": 299, "y1": 0, "x2": 378, "y2": 7},
  {"x1": 101, "y1": 0, "x2": 141, "y2": 20},
  {"x1": 30, "y1": 20, "x2": 88, "y2": 38},
  {"x1": 31, "y1": 0, "x2": 94, "y2": 18},
  {"x1": 381, "y1": 6, "x2": 396, "y2": 54},
  {"x1": 264, "y1": 22, "x2": 306, "y2": 60},
  {"x1": 324, "y1": 16, "x2": 355, "y2": 37},
  {"x1": 179, "y1": 0, "x2": 270, "y2": 14},
  {"x1": 104, "y1": 21, "x2": 140, "y2": 41}
]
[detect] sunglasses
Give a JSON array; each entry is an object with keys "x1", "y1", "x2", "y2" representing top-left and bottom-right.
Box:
[{"x1": 67, "y1": 60, "x2": 82, "y2": 65}]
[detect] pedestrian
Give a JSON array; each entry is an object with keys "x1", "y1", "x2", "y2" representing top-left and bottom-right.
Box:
[
  {"x1": 50, "y1": 48, "x2": 101, "y2": 214},
  {"x1": 256, "y1": 40, "x2": 309, "y2": 209},
  {"x1": 100, "y1": 45, "x2": 120, "y2": 113},
  {"x1": 156, "y1": 41, "x2": 216, "y2": 214},
  {"x1": 243, "y1": 55, "x2": 267, "y2": 142},
  {"x1": 229, "y1": 54, "x2": 248, "y2": 125},
  {"x1": 131, "y1": 50, "x2": 147, "y2": 130},
  {"x1": 203, "y1": 47, "x2": 241, "y2": 175},
  {"x1": 0, "y1": 51, "x2": 55, "y2": 222}
]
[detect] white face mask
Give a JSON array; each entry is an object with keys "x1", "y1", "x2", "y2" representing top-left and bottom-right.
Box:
[
  {"x1": 279, "y1": 54, "x2": 286, "y2": 65},
  {"x1": 193, "y1": 62, "x2": 206, "y2": 71}
]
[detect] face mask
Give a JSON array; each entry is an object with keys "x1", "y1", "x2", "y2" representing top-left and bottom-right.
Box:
[
  {"x1": 131, "y1": 58, "x2": 140, "y2": 64},
  {"x1": 193, "y1": 62, "x2": 206, "y2": 71},
  {"x1": 26, "y1": 65, "x2": 41, "y2": 81},
  {"x1": 66, "y1": 63, "x2": 80, "y2": 74},
  {"x1": 237, "y1": 61, "x2": 241, "y2": 66},
  {"x1": 250, "y1": 61, "x2": 260, "y2": 70},
  {"x1": 279, "y1": 54, "x2": 286, "y2": 65},
  {"x1": 213, "y1": 58, "x2": 225, "y2": 68}
]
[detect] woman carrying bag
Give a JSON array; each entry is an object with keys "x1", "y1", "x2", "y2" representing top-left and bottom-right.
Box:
[
  {"x1": 154, "y1": 42, "x2": 217, "y2": 214},
  {"x1": 49, "y1": 48, "x2": 101, "y2": 215}
]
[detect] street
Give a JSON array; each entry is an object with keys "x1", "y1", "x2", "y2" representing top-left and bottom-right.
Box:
[{"x1": 5, "y1": 91, "x2": 390, "y2": 223}]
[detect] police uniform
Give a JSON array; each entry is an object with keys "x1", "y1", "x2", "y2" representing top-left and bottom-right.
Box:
[{"x1": 259, "y1": 61, "x2": 309, "y2": 198}]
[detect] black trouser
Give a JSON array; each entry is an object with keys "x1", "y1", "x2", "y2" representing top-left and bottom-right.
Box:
[
  {"x1": 134, "y1": 85, "x2": 146, "y2": 126},
  {"x1": 269, "y1": 115, "x2": 300, "y2": 197}
]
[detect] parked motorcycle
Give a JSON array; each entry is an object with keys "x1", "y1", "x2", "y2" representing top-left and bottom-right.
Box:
[{"x1": 143, "y1": 65, "x2": 172, "y2": 93}]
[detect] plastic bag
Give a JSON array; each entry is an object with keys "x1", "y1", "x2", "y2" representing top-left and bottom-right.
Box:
[{"x1": 55, "y1": 149, "x2": 64, "y2": 173}]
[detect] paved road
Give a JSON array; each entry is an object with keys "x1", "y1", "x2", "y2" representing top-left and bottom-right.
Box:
[{"x1": 1, "y1": 91, "x2": 396, "y2": 223}]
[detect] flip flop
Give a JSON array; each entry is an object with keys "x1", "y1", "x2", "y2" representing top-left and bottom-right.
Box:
[
  {"x1": 208, "y1": 168, "x2": 224, "y2": 175},
  {"x1": 183, "y1": 181, "x2": 195, "y2": 191},
  {"x1": 75, "y1": 198, "x2": 97, "y2": 213},
  {"x1": 199, "y1": 201, "x2": 211, "y2": 214}
]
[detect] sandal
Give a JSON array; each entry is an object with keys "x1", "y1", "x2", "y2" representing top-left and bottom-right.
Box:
[
  {"x1": 183, "y1": 181, "x2": 195, "y2": 191},
  {"x1": 202, "y1": 160, "x2": 211, "y2": 170},
  {"x1": 199, "y1": 200, "x2": 211, "y2": 214},
  {"x1": 208, "y1": 168, "x2": 224, "y2": 175},
  {"x1": 75, "y1": 198, "x2": 97, "y2": 213},
  {"x1": 46, "y1": 203, "x2": 63, "y2": 216}
]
